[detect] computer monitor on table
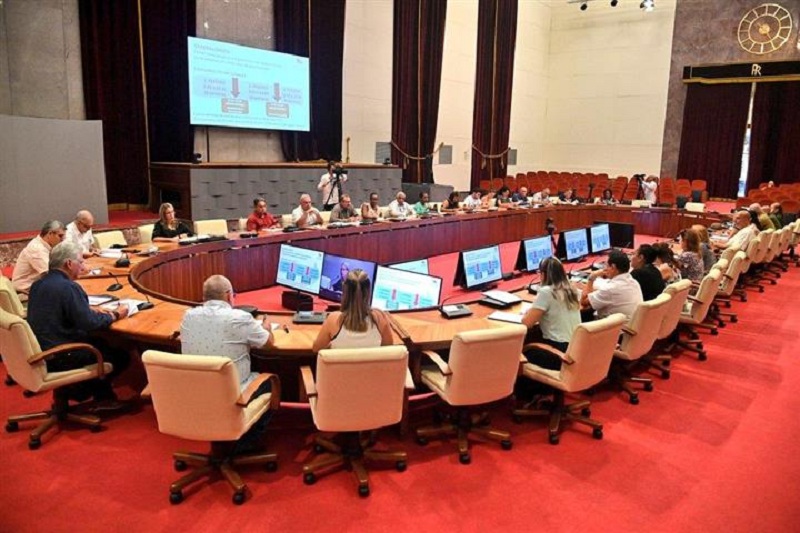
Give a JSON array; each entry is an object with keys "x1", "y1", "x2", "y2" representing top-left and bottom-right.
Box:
[
  {"x1": 371, "y1": 266, "x2": 442, "y2": 311},
  {"x1": 318, "y1": 252, "x2": 377, "y2": 302},
  {"x1": 594, "y1": 220, "x2": 635, "y2": 249},
  {"x1": 388, "y1": 258, "x2": 430, "y2": 275},
  {"x1": 514, "y1": 235, "x2": 553, "y2": 272},
  {"x1": 556, "y1": 228, "x2": 589, "y2": 261},
  {"x1": 275, "y1": 244, "x2": 324, "y2": 295},
  {"x1": 453, "y1": 244, "x2": 503, "y2": 290},
  {"x1": 589, "y1": 223, "x2": 611, "y2": 254}
]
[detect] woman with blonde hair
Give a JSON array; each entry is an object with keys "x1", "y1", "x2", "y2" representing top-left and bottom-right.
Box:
[
  {"x1": 152, "y1": 202, "x2": 193, "y2": 242},
  {"x1": 313, "y1": 269, "x2": 394, "y2": 352},
  {"x1": 691, "y1": 224, "x2": 715, "y2": 272}
]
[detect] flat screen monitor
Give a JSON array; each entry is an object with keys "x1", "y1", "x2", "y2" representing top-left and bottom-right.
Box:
[
  {"x1": 275, "y1": 244, "x2": 323, "y2": 294},
  {"x1": 388, "y1": 259, "x2": 429, "y2": 275},
  {"x1": 319, "y1": 253, "x2": 377, "y2": 302},
  {"x1": 515, "y1": 236, "x2": 553, "y2": 272},
  {"x1": 589, "y1": 224, "x2": 611, "y2": 254},
  {"x1": 453, "y1": 245, "x2": 503, "y2": 289},
  {"x1": 557, "y1": 228, "x2": 590, "y2": 261},
  {"x1": 594, "y1": 220, "x2": 636, "y2": 249},
  {"x1": 371, "y1": 266, "x2": 443, "y2": 311}
]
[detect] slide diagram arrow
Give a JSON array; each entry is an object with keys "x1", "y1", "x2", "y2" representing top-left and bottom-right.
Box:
[
  {"x1": 231, "y1": 77, "x2": 240, "y2": 98},
  {"x1": 273, "y1": 82, "x2": 281, "y2": 102}
]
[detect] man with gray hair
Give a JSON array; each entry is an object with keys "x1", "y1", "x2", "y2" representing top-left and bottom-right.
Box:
[
  {"x1": 181, "y1": 274, "x2": 278, "y2": 452},
  {"x1": 27, "y1": 241, "x2": 131, "y2": 409},
  {"x1": 749, "y1": 203, "x2": 775, "y2": 231},
  {"x1": 12, "y1": 220, "x2": 66, "y2": 294},
  {"x1": 65, "y1": 209, "x2": 99, "y2": 258},
  {"x1": 291, "y1": 193, "x2": 323, "y2": 228}
]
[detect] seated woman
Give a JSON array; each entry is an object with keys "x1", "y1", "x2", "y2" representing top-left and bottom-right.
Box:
[
  {"x1": 676, "y1": 228, "x2": 705, "y2": 283},
  {"x1": 595, "y1": 188, "x2": 617, "y2": 205},
  {"x1": 691, "y1": 224, "x2": 716, "y2": 272},
  {"x1": 441, "y1": 191, "x2": 462, "y2": 212},
  {"x1": 520, "y1": 257, "x2": 581, "y2": 371},
  {"x1": 651, "y1": 241, "x2": 681, "y2": 283},
  {"x1": 312, "y1": 269, "x2": 394, "y2": 352},
  {"x1": 152, "y1": 202, "x2": 193, "y2": 242},
  {"x1": 495, "y1": 186, "x2": 513, "y2": 207},
  {"x1": 360, "y1": 192, "x2": 382, "y2": 221},
  {"x1": 558, "y1": 188, "x2": 580, "y2": 205}
]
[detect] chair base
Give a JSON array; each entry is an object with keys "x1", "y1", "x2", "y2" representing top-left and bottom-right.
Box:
[
  {"x1": 512, "y1": 391, "x2": 603, "y2": 445},
  {"x1": 169, "y1": 442, "x2": 278, "y2": 505},
  {"x1": 5, "y1": 391, "x2": 102, "y2": 450},
  {"x1": 302, "y1": 431, "x2": 406, "y2": 497},
  {"x1": 610, "y1": 360, "x2": 653, "y2": 405},
  {"x1": 415, "y1": 408, "x2": 512, "y2": 464}
]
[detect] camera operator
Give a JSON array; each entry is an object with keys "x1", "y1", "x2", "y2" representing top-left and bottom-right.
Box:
[
  {"x1": 317, "y1": 161, "x2": 348, "y2": 211},
  {"x1": 641, "y1": 175, "x2": 659, "y2": 204}
]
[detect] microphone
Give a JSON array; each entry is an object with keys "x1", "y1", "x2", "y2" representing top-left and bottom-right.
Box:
[
  {"x1": 107, "y1": 273, "x2": 123, "y2": 292},
  {"x1": 138, "y1": 293, "x2": 154, "y2": 311},
  {"x1": 115, "y1": 252, "x2": 130, "y2": 268}
]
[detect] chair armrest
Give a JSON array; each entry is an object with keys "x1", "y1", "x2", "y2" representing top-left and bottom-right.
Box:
[
  {"x1": 300, "y1": 366, "x2": 317, "y2": 398},
  {"x1": 621, "y1": 325, "x2": 637, "y2": 336},
  {"x1": 236, "y1": 373, "x2": 281, "y2": 409},
  {"x1": 405, "y1": 368, "x2": 415, "y2": 390},
  {"x1": 29, "y1": 343, "x2": 105, "y2": 377},
  {"x1": 421, "y1": 350, "x2": 451, "y2": 376},
  {"x1": 723, "y1": 273, "x2": 734, "y2": 281},
  {"x1": 523, "y1": 342, "x2": 574, "y2": 365},
  {"x1": 687, "y1": 295, "x2": 702, "y2": 304}
]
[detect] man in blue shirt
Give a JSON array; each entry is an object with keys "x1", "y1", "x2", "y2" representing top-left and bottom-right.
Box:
[{"x1": 27, "y1": 241, "x2": 131, "y2": 408}]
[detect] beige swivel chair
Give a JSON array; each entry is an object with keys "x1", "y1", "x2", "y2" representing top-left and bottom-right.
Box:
[
  {"x1": 415, "y1": 325, "x2": 526, "y2": 464},
  {"x1": 281, "y1": 214, "x2": 293, "y2": 227},
  {"x1": 645, "y1": 279, "x2": 693, "y2": 379},
  {"x1": 0, "y1": 275, "x2": 26, "y2": 387},
  {"x1": 611, "y1": 293, "x2": 672, "y2": 404},
  {"x1": 301, "y1": 345, "x2": 410, "y2": 497},
  {"x1": 719, "y1": 245, "x2": 740, "y2": 264},
  {"x1": 676, "y1": 268, "x2": 722, "y2": 361},
  {"x1": 513, "y1": 314, "x2": 627, "y2": 444},
  {"x1": 711, "y1": 251, "x2": 748, "y2": 323},
  {"x1": 742, "y1": 231, "x2": 772, "y2": 291},
  {"x1": 1, "y1": 308, "x2": 112, "y2": 449},
  {"x1": 193, "y1": 218, "x2": 229, "y2": 235},
  {"x1": 94, "y1": 230, "x2": 127, "y2": 249},
  {"x1": 319, "y1": 210, "x2": 332, "y2": 224},
  {"x1": 142, "y1": 349, "x2": 280, "y2": 505},
  {"x1": 138, "y1": 223, "x2": 154, "y2": 244}
]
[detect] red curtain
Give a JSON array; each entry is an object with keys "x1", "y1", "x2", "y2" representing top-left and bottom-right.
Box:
[
  {"x1": 470, "y1": 0, "x2": 517, "y2": 190},
  {"x1": 274, "y1": 0, "x2": 345, "y2": 162},
  {"x1": 79, "y1": 0, "x2": 149, "y2": 206},
  {"x1": 676, "y1": 83, "x2": 751, "y2": 199},
  {"x1": 746, "y1": 81, "x2": 800, "y2": 192},
  {"x1": 391, "y1": 0, "x2": 447, "y2": 184}
]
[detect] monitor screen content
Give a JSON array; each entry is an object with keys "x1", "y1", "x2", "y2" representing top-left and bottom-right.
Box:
[
  {"x1": 594, "y1": 220, "x2": 635, "y2": 249},
  {"x1": 522, "y1": 236, "x2": 553, "y2": 271},
  {"x1": 388, "y1": 259, "x2": 429, "y2": 275},
  {"x1": 589, "y1": 224, "x2": 611, "y2": 254},
  {"x1": 275, "y1": 244, "x2": 324, "y2": 294},
  {"x1": 462, "y1": 245, "x2": 503, "y2": 288},
  {"x1": 319, "y1": 253, "x2": 377, "y2": 302},
  {"x1": 564, "y1": 229, "x2": 589, "y2": 261},
  {"x1": 371, "y1": 266, "x2": 442, "y2": 311}
]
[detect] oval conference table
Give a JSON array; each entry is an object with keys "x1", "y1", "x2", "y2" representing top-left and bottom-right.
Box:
[{"x1": 79, "y1": 204, "x2": 724, "y2": 400}]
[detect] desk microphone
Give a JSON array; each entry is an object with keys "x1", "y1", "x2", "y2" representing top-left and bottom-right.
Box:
[
  {"x1": 138, "y1": 293, "x2": 154, "y2": 311},
  {"x1": 107, "y1": 273, "x2": 123, "y2": 292}
]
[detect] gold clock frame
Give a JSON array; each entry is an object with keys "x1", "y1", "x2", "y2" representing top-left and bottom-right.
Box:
[{"x1": 737, "y1": 3, "x2": 794, "y2": 55}]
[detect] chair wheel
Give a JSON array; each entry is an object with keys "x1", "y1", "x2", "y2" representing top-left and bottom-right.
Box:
[
  {"x1": 5, "y1": 421, "x2": 19, "y2": 432},
  {"x1": 696, "y1": 342, "x2": 704, "y2": 350},
  {"x1": 662, "y1": 359, "x2": 671, "y2": 367},
  {"x1": 174, "y1": 460, "x2": 187, "y2": 472},
  {"x1": 265, "y1": 461, "x2": 278, "y2": 473},
  {"x1": 581, "y1": 408, "x2": 591, "y2": 417},
  {"x1": 459, "y1": 453, "x2": 471, "y2": 465},
  {"x1": 629, "y1": 395, "x2": 640, "y2": 405},
  {"x1": 548, "y1": 434, "x2": 560, "y2": 445},
  {"x1": 4, "y1": 375, "x2": 15, "y2": 386},
  {"x1": 90, "y1": 424, "x2": 101, "y2": 433},
  {"x1": 358, "y1": 485, "x2": 370, "y2": 498},
  {"x1": 661, "y1": 370, "x2": 671, "y2": 380},
  {"x1": 303, "y1": 473, "x2": 316, "y2": 485},
  {"x1": 592, "y1": 428, "x2": 603, "y2": 440},
  {"x1": 689, "y1": 331, "x2": 699, "y2": 340},
  {"x1": 698, "y1": 352, "x2": 708, "y2": 361},
  {"x1": 644, "y1": 382, "x2": 654, "y2": 392},
  {"x1": 731, "y1": 316, "x2": 738, "y2": 323},
  {"x1": 169, "y1": 491, "x2": 183, "y2": 505},
  {"x1": 710, "y1": 329, "x2": 718, "y2": 336},
  {"x1": 23, "y1": 390, "x2": 35, "y2": 398},
  {"x1": 232, "y1": 491, "x2": 246, "y2": 505},
  {"x1": 28, "y1": 438, "x2": 41, "y2": 450},
  {"x1": 500, "y1": 440, "x2": 512, "y2": 451},
  {"x1": 758, "y1": 287, "x2": 764, "y2": 293},
  {"x1": 396, "y1": 460, "x2": 407, "y2": 472},
  {"x1": 718, "y1": 321, "x2": 726, "y2": 328},
  {"x1": 415, "y1": 436, "x2": 428, "y2": 446}
]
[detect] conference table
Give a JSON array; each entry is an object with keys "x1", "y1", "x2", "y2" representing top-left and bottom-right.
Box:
[{"x1": 80, "y1": 203, "x2": 724, "y2": 400}]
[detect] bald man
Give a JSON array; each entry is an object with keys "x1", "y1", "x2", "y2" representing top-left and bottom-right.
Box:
[
  {"x1": 65, "y1": 210, "x2": 99, "y2": 258},
  {"x1": 714, "y1": 210, "x2": 758, "y2": 251}
]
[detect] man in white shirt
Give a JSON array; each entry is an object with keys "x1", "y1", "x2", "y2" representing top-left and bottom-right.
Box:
[
  {"x1": 462, "y1": 189, "x2": 483, "y2": 210},
  {"x1": 642, "y1": 176, "x2": 659, "y2": 204},
  {"x1": 582, "y1": 250, "x2": 643, "y2": 320},
  {"x1": 291, "y1": 193, "x2": 323, "y2": 228},
  {"x1": 388, "y1": 191, "x2": 415, "y2": 219},
  {"x1": 12, "y1": 220, "x2": 66, "y2": 294},
  {"x1": 713, "y1": 210, "x2": 758, "y2": 251},
  {"x1": 317, "y1": 161, "x2": 348, "y2": 211},
  {"x1": 531, "y1": 188, "x2": 551, "y2": 205},
  {"x1": 65, "y1": 210, "x2": 98, "y2": 258}
]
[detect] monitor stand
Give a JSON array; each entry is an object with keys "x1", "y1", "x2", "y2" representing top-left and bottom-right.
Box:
[
  {"x1": 468, "y1": 281, "x2": 497, "y2": 292},
  {"x1": 281, "y1": 289, "x2": 313, "y2": 311}
]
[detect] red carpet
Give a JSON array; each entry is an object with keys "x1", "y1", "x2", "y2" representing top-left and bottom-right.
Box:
[{"x1": 1, "y1": 261, "x2": 799, "y2": 531}]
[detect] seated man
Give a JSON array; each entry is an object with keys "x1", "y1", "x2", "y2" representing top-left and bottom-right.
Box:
[
  {"x1": 413, "y1": 192, "x2": 432, "y2": 216},
  {"x1": 26, "y1": 241, "x2": 131, "y2": 408},
  {"x1": 630, "y1": 244, "x2": 666, "y2": 301},
  {"x1": 713, "y1": 210, "x2": 757, "y2": 251},
  {"x1": 511, "y1": 186, "x2": 529, "y2": 204},
  {"x1": 65, "y1": 210, "x2": 99, "y2": 258},
  {"x1": 388, "y1": 191, "x2": 415, "y2": 219},
  {"x1": 246, "y1": 197, "x2": 279, "y2": 231},
  {"x1": 581, "y1": 250, "x2": 643, "y2": 320},
  {"x1": 360, "y1": 192, "x2": 382, "y2": 221},
  {"x1": 531, "y1": 187, "x2": 552, "y2": 205},
  {"x1": 768, "y1": 202, "x2": 783, "y2": 229},
  {"x1": 329, "y1": 193, "x2": 359, "y2": 222},
  {"x1": 749, "y1": 203, "x2": 775, "y2": 231},
  {"x1": 181, "y1": 274, "x2": 276, "y2": 452},
  {"x1": 12, "y1": 220, "x2": 66, "y2": 295},
  {"x1": 291, "y1": 193, "x2": 323, "y2": 228},
  {"x1": 462, "y1": 189, "x2": 483, "y2": 210}
]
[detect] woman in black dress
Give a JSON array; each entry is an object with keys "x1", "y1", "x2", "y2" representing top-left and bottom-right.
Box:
[{"x1": 152, "y1": 202, "x2": 193, "y2": 242}]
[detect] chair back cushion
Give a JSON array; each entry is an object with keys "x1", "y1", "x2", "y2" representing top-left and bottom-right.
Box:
[
  {"x1": 659, "y1": 279, "x2": 693, "y2": 339},
  {"x1": 93, "y1": 230, "x2": 127, "y2": 249},
  {"x1": 0, "y1": 308, "x2": 46, "y2": 390},
  {"x1": 138, "y1": 223, "x2": 154, "y2": 244},
  {"x1": 718, "y1": 251, "x2": 747, "y2": 295},
  {"x1": 617, "y1": 293, "x2": 672, "y2": 361},
  {"x1": 442, "y1": 325, "x2": 526, "y2": 406},
  {"x1": 193, "y1": 219, "x2": 229, "y2": 235},
  {"x1": 313, "y1": 346, "x2": 409, "y2": 432},
  {"x1": 560, "y1": 313, "x2": 627, "y2": 391},
  {"x1": 0, "y1": 275, "x2": 26, "y2": 317},
  {"x1": 688, "y1": 269, "x2": 722, "y2": 321},
  {"x1": 143, "y1": 350, "x2": 249, "y2": 441}
]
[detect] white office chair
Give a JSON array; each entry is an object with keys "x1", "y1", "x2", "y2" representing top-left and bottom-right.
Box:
[
  {"x1": 94, "y1": 230, "x2": 127, "y2": 249},
  {"x1": 193, "y1": 219, "x2": 228, "y2": 235}
]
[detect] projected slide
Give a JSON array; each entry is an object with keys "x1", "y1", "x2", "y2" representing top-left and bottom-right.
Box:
[
  {"x1": 188, "y1": 36, "x2": 310, "y2": 131},
  {"x1": 590, "y1": 224, "x2": 611, "y2": 253},
  {"x1": 523, "y1": 237, "x2": 553, "y2": 271},
  {"x1": 372, "y1": 266, "x2": 442, "y2": 311},
  {"x1": 276, "y1": 245, "x2": 323, "y2": 294},
  {"x1": 463, "y1": 246, "x2": 502, "y2": 288}
]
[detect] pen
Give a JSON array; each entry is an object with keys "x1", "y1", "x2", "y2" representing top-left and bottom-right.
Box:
[{"x1": 283, "y1": 324, "x2": 290, "y2": 333}]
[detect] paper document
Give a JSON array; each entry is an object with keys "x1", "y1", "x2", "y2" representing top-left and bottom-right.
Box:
[
  {"x1": 99, "y1": 249, "x2": 123, "y2": 259},
  {"x1": 487, "y1": 302, "x2": 533, "y2": 324},
  {"x1": 88, "y1": 295, "x2": 117, "y2": 306},
  {"x1": 100, "y1": 299, "x2": 148, "y2": 317},
  {"x1": 481, "y1": 290, "x2": 521, "y2": 305}
]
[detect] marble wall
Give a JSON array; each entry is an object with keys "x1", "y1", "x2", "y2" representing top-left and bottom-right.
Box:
[
  {"x1": 661, "y1": 0, "x2": 800, "y2": 179},
  {"x1": 0, "y1": 0, "x2": 84, "y2": 119}
]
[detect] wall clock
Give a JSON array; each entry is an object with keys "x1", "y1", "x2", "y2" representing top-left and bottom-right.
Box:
[{"x1": 738, "y1": 3, "x2": 794, "y2": 55}]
